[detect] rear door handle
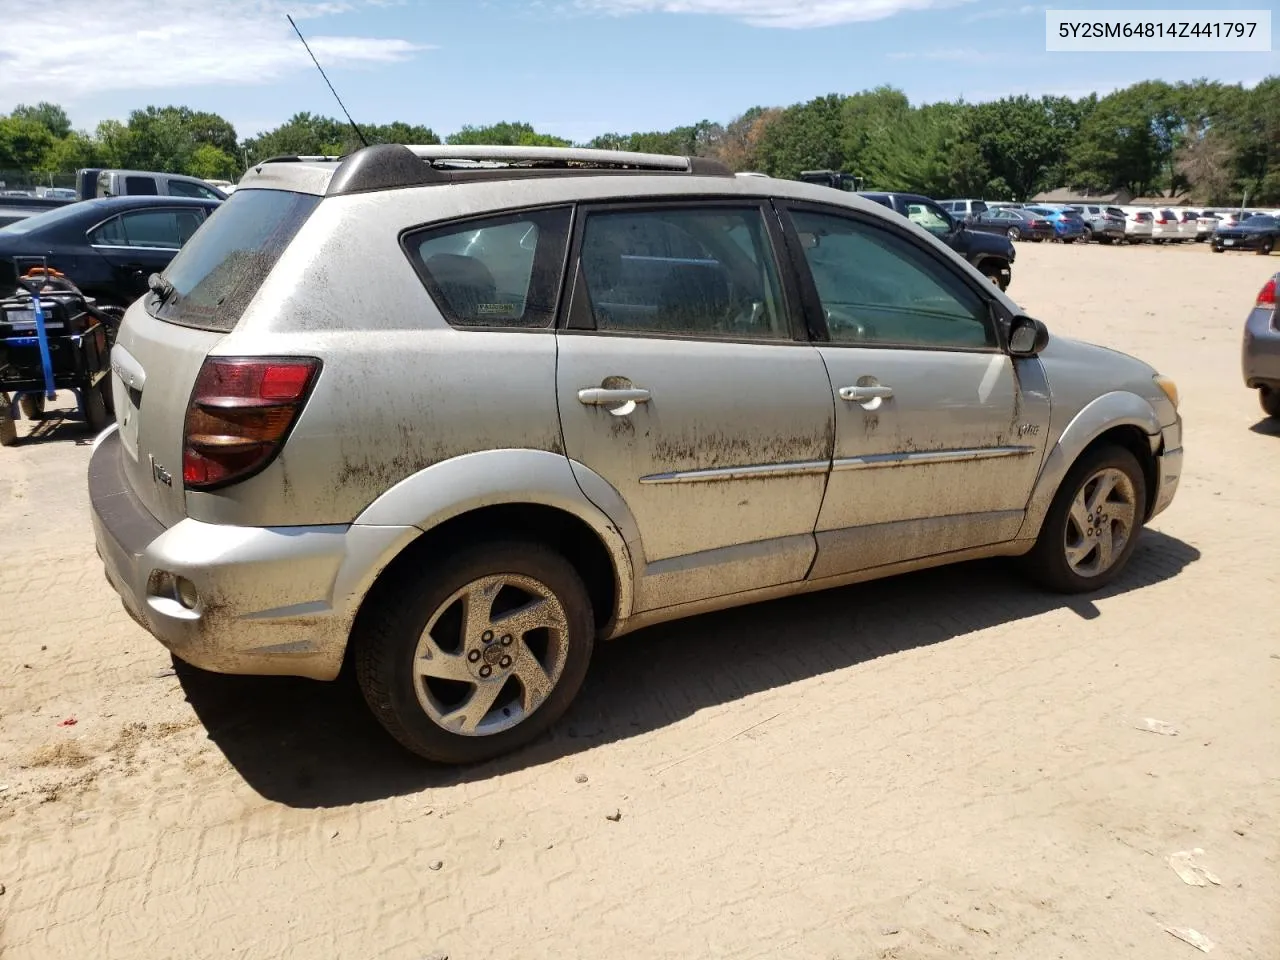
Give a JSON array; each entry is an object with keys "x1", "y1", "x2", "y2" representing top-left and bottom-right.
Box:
[
  {"x1": 578, "y1": 387, "x2": 652, "y2": 406},
  {"x1": 839, "y1": 385, "x2": 894, "y2": 402}
]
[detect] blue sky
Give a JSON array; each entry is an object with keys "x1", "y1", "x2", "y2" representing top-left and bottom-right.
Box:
[{"x1": 0, "y1": 0, "x2": 1273, "y2": 141}]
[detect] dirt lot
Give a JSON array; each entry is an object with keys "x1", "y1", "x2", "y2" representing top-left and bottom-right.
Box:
[{"x1": 1, "y1": 241, "x2": 1277, "y2": 959}]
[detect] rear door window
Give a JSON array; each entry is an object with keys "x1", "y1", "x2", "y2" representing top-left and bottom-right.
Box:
[
  {"x1": 168, "y1": 179, "x2": 222, "y2": 200},
  {"x1": 151, "y1": 188, "x2": 320, "y2": 332},
  {"x1": 405, "y1": 207, "x2": 571, "y2": 328},
  {"x1": 125, "y1": 175, "x2": 159, "y2": 195},
  {"x1": 575, "y1": 205, "x2": 788, "y2": 340}
]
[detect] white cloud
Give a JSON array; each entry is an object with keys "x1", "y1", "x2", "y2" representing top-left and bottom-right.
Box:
[
  {"x1": 0, "y1": 0, "x2": 428, "y2": 104},
  {"x1": 963, "y1": 3, "x2": 1040, "y2": 23},
  {"x1": 574, "y1": 0, "x2": 972, "y2": 29}
]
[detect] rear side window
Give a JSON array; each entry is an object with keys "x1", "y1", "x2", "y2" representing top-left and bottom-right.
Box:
[
  {"x1": 972, "y1": 201, "x2": 987, "y2": 213},
  {"x1": 405, "y1": 207, "x2": 571, "y2": 328},
  {"x1": 151, "y1": 188, "x2": 319, "y2": 332},
  {"x1": 168, "y1": 179, "x2": 221, "y2": 200},
  {"x1": 125, "y1": 176, "x2": 159, "y2": 196}
]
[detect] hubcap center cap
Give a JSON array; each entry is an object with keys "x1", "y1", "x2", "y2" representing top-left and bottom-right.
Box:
[{"x1": 482, "y1": 644, "x2": 505, "y2": 666}]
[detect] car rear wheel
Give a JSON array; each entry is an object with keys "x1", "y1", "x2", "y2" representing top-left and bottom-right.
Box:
[
  {"x1": 1260, "y1": 385, "x2": 1280, "y2": 419},
  {"x1": 1007, "y1": 226, "x2": 1021, "y2": 241},
  {"x1": 354, "y1": 540, "x2": 594, "y2": 764},
  {"x1": 1257, "y1": 238, "x2": 1274, "y2": 256},
  {"x1": 1025, "y1": 445, "x2": 1146, "y2": 593}
]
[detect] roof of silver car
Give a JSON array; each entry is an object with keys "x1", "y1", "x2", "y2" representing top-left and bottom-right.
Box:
[{"x1": 240, "y1": 143, "x2": 734, "y2": 197}]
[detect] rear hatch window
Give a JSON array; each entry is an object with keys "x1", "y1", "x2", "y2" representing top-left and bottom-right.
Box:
[{"x1": 149, "y1": 188, "x2": 319, "y2": 332}]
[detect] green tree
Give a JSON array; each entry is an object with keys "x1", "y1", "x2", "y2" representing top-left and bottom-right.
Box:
[
  {"x1": 0, "y1": 116, "x2": 56, "y2": 170},
  {"x1": 10, "y1": 102, "x2": 72, "y2": 139},
  {"x1": 35, "y1": 132, "x2": 106, "y2": 174},
  {"x1": 187, "y1": 144, "x2": 239, "y2": 180},
  {"x1": 446, "y1": 122, "x2": 569, "y2": 147}
]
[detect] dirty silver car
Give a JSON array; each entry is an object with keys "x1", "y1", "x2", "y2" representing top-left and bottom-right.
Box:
[{"x1": 88, "y1": 145, "x2": 1184, "y2": 763}]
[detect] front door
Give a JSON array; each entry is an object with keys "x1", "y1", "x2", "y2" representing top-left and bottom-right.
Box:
[
  {"x1": 780, "y1": 203, "x2": 1051, "y2": 579},
  {"x1": 556, "y1": 201, "x2": 835, "y2": 612}
]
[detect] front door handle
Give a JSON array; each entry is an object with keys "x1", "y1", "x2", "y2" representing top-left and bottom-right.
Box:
[
  {"x1": 839, "y1": 384, "x2": 894, "y2": 402},
  {"x1": 578, "y1": 387, "x2": 651, "y2": 406}
]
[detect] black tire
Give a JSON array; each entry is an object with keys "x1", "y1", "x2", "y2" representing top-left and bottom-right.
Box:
[
  {"x1": 18, "y1": 393, "x2": 46, "y2": 420},
  {"x1": 0, "y1": 393, "x2": 16, "y2": 447},
  {"x1": 1212, "y1": 242, "x2": 1224, "y2": 253},
  {"x1": 1007, "y1": 226, "x2": 1021, "y2": 241},
  {"x1": 1257, "y1": 238, "x2": 1274, "y2": 256},
  {"x1": 1024, "y1": 445, "x2": 1147, "y2": 594},
  {"x1": 1261, "y1": 385, "x2": 1280, "y2": 419},
  {"x1": 354, "y1": 540, "x2": 595, "y2": 764},
  {"x1": 84, "y1": 385, "x2": 110, "y2": 432}
]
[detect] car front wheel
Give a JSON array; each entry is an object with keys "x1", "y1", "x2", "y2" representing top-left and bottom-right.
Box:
[
  {"x1": 354, "y1": 540, "x2": 594, "y2": 763},
  {"x1": 1026, "y1": 445, "x2": 1147, "y2": 593},
  {"x1": 1258, "y1": 238, "x2": 1275, "y2": 256}
]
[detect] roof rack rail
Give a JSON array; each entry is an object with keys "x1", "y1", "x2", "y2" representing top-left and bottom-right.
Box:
[
  {"x1": 258, "y1": 155, "x2": 345, "y2": 165},
  {"x1": 322, "y1": 143, "x2": 732, "y2": 197}
]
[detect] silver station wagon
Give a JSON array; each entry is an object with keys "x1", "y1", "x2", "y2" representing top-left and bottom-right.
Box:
[{"x1": 89, "y1": 145, "x2": 1184, "y2": 763}]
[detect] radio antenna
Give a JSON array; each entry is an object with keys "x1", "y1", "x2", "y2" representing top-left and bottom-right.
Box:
[{"x1": 287, "y1": 14, "x2": 369, "y2": 148}]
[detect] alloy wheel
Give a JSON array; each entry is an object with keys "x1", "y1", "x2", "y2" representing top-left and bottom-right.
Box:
[
  {"x1": 412, "y1": 573, "x2": 569, "y2": 736},
  {"x1": 1063, "y1": 468, "x2": 1137, "y2": 578}
]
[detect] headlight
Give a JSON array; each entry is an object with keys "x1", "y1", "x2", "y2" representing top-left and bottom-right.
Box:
[{"x1": 1154, "y1": 375, "x2": 1179, "y2": 410}]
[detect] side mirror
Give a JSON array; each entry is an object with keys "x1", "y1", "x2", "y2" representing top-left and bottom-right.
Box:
[{"x1": 1008, "y1": 314, "x2": 1050, "y2": 356}]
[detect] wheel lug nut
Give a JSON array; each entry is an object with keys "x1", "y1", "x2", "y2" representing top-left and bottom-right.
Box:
[
  {"x1": 482, "y1": 630, "x2": 494, "y2": 643},
  {"x1": 479, "y1": 664, "x2": 492, "y2": 678},
  {"x1": 500, "y1": 634, "x2": 513, "y2": 646},
  {"x1": 499, "y1": 655, "x2": 512, "y2": 668},
  {"x1": 468, "y1": 650, "x2": 481, "y2": 662}
]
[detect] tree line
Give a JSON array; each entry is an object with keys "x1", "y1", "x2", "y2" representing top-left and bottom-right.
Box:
[{"x1": 2, "y1": 76, "x2": 1276, "y2": 203}]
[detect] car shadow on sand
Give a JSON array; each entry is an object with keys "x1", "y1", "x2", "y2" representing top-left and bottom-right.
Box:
[
  {"x1": 1248, "y1": 417, "x2": 1280, "y2": 437},
  {"x1": 176, "y1": 529, "x2": 1200, "y2": 809}
]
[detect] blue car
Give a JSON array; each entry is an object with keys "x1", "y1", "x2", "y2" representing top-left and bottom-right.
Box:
[{"x1": 1025, "y1": 206, "x2": 1089, "y2": 243}]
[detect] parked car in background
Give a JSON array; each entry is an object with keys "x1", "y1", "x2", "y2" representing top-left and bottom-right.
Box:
[
  {"x1": 1025, "y1": 206, "x2": 1088, "y2": 243},
  {"x1": 1216, "y1": 211, "x2": 1259, "y2": 230},
  {"x1": 87, "y1": 143, "x2": 1182, "y2": 764},
  {"x1": 859, "y1": 191, "x2": 1016, "y2": 288},
  {"x1": 1150, "y1": 209, "x2": 1183, "y2": 243},
  {"x1": 973, "y1": 207, "x2": 1054, "y2": 242},
  {"x1": 1195, "y1": 211, "x2": 1219, "y2": 241},
  {"x1": 0, "y1": 195, "x2": 220, "y2": 307},
  {"x1": 1069, "y1": 204, "x2": 1126, "y2": 243},
  {"x1": 1243, "y1": 273, "x2": 1280, "y2": 418},
  {"x1": 95, "y1": 169, "x2": 228, "y2": 201},
  {"x1": 1212, "y1": 214, "x2": 1279, "y2": 255},
  {"x1": 939, "y1": 199, "x2": 989, "y2": 222},
  {"x1": 1121, "y1": 207, "x2": 1154, "y2": 243},
  {"x1": 1173, "y1": 209, "x2": 1200, "y2": 241}
]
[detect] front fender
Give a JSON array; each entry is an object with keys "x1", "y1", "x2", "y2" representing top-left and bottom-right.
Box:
[
  {"x1": 1019, "y1": 390, "x2": 1162, "y2": 540},
  {"x1": 354, "y1": 449, "x2": 640, "y2": 625}
]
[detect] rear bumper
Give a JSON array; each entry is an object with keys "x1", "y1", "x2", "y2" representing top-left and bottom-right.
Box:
[
  {"x1": 89, "y1": 426, "x2": 418, "y2": 681},
  {"x1": 1150, "y1": 417, "x2": 1183, "y2": 520},
  {"x1": 1243, "y1": 307, "x2": 1280, "y2": 388}
]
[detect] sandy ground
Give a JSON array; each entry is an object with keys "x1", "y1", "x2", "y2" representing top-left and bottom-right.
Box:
[{"x1": 0, "y1": 240, "x2": 1277, "y2": 959}]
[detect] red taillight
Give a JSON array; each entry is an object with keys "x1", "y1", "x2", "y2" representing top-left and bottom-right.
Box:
[
  {"x1": 182, "y1": 357, "x2": 320, "y2": 490},
  {"x1": 1259, "y1": 278, "x2": 1276, "y2": 309}
]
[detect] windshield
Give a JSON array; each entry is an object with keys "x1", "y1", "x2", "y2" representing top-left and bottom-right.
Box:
[{"x1": 151, "y1": 188, "x2": 319, "y2": 332}]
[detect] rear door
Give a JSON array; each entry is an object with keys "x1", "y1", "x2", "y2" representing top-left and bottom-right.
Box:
[
  {"x1": 555, "y1": 200, "x2": 835, "y2": 611},
  {"x1": 778, "y1": 201, "x2": 1050, "y2": 578},
  {"x1": 111, "y1": 189, "x2": 319, "y2": 526}
]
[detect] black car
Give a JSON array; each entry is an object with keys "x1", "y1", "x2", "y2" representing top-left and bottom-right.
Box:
[
  {"x1": 971, "y1": 207, "x2": 1056, "y2": 242},
  {"x1": 1212, "y1": 214, "x2": 1279, "y2": 256},
  {"x1": 0, "y1": 195, "x2": 220, "y2": 306},
  {"x1": 858, "y1": 192, "x2": 1016, "y2": 289}
]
